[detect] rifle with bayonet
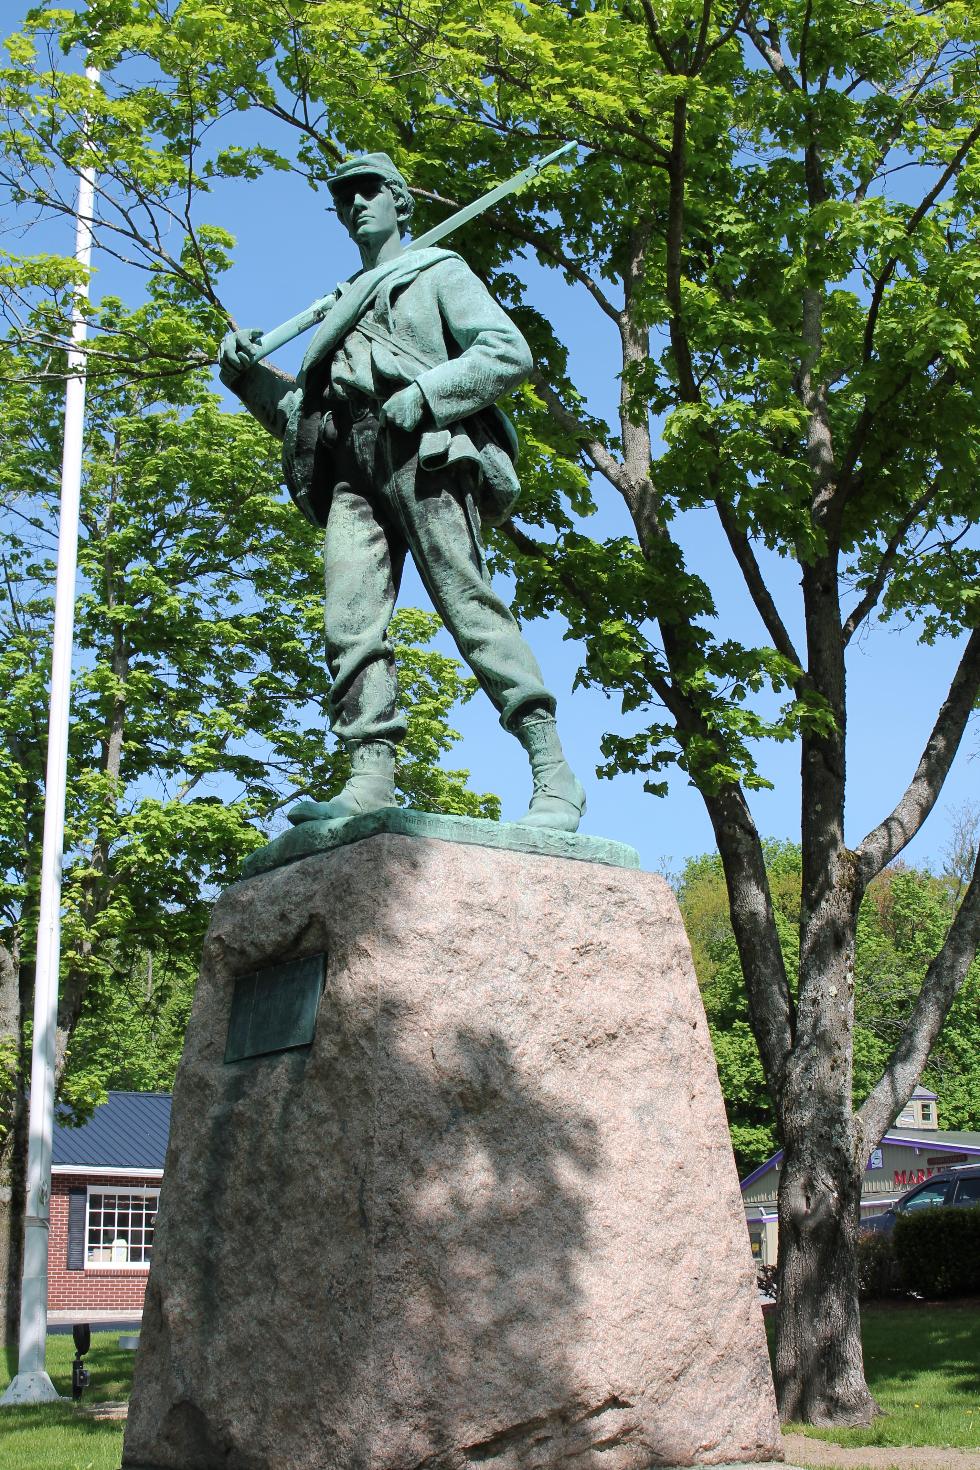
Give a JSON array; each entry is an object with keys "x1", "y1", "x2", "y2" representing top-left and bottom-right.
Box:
[{"x1": 247, "y1": 140, "x2": 579, "y2": 364}]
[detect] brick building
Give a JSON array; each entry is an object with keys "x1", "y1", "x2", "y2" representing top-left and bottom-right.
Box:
[{"x1": 49, "y1": 1091, "x2": 171, "y2": 1314}]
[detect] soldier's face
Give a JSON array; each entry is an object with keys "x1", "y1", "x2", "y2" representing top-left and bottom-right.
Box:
[{"x1": 334, "y1": 177, "x2": 400, "y2": 250}]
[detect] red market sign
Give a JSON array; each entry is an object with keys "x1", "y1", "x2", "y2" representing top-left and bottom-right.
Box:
[
  {"x1": 894, "y1": 1167, "x2": 936, "y2": 1187},
  {"x1": 894, "y1": 1154, "x2": 973, "y2": 1187}
]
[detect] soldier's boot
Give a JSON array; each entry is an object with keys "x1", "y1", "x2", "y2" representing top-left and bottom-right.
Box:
[
  {"x1": 288, "y1": 740, "x2": 397, "y2": 824},
  {"x1": 515, "y1": 713, "x2": 586, "y2": 832}
]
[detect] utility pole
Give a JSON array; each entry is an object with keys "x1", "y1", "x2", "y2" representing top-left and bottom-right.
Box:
[{"x1": 1, "y1": 63, "x2": 99, "y2": 1407}]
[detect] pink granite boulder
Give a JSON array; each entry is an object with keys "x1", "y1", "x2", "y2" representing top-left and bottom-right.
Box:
[{"x1": 123, "y1": 832, "x2": 781, "y2": 1470}]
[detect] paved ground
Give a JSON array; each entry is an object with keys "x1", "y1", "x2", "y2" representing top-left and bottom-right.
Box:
[
  {"x1": 784, "y1": 1433, "x2": 980, "y2": 1470},
  {"x1": 76, "y1": 1399, "x2": 130, "y2": 1420}
]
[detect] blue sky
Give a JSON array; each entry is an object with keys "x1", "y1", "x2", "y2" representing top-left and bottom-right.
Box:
[
  {"x1": 13, "y1": 41, "x2": 975, "y2": 877},
  {"x1": 198, "y1": 156, "x2": 976, "y2": 875}
]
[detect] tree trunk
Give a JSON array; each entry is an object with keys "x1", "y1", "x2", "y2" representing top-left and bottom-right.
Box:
[
  {"x1": 774, "y1": 848, "x2": 876, "y2": 1422},
  {"x1": 0, "y1": 1086, "x2": 27, "y2": 1351},
  {"x1": 0, "y1": 939, "x2": 28, "y2": 1351},
  {"x1": 773, "y1": 1110, "x2": 875, "y2": 1424},
  {"x1": 56, "y1": 586, "x2": 129, "y2": 1067}
]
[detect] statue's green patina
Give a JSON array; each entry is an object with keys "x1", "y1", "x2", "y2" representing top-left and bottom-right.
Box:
[{"x1": 219, "y1": 153, "x2": 585, "y2": 833}]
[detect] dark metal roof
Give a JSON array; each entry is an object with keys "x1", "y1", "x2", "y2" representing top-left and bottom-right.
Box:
[
  {"x1": 52, "y1": 1091, "x2": 171, "y2": 1171},
  {"x1": 885, "y1": 1129, "x2": 980, "y2": 1150}
]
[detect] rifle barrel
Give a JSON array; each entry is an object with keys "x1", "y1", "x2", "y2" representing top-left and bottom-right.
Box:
[{"x1": 248, "y1": 141, "x2": 578, "y2": 364}]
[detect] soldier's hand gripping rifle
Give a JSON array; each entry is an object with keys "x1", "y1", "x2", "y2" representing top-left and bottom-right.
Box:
[{"x1": 242, "y1": 141, "x2": 578, "y2": 365}]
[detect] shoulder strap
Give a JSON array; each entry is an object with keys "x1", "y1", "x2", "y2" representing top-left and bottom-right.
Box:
[
  {"x1": 301, "y1": 249, "x2": 458, "y2": 373},
  {"x1": 352, "y1": 317, "x2": 440, "y2": 373}
]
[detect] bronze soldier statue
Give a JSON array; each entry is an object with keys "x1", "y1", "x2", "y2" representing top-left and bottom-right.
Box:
[{"x1": 219, "y1": 153, "x2": 585, "y2": 832}]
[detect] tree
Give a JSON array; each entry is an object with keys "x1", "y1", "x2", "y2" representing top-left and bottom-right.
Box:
[
  {"x1": 0, "y1": 287, "x2": 497, "y2": 1344},
  {"x1": 64, "y1": 948, "x2": 199, "y2": 1103},
  {"x1": 3, "y1": 0, "x2": 979, "y2": 1423},
  {"x1": 679, "y1": 841, "x2": 799, "y2": 1174},
  {"x1": 678, "y1": 843, "x2": 980, "y2": 1176}
]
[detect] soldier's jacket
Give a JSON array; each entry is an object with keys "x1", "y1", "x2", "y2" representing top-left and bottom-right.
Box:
[{"x1": 222, "y1": 248, "x2": 532, "y2": 528}]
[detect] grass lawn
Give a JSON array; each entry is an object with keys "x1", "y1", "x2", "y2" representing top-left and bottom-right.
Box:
[
  {"x1": 3, "y1": 1300, "x2": 978, "y2": 1466},
  {"x1": 0, "y1": 1332, "x2": 134, "y2": 1470},
  {"x1": 776, "y1": 1298, "x2": 980, "y2": 1449}
]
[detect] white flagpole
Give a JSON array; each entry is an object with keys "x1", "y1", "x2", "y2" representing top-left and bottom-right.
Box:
[{"x1": 1, "y1": 64, "x2": 99, "y2": 1407}]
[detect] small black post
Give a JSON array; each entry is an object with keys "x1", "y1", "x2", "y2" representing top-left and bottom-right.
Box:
[{"x1": 71, "y1": 1322, "x2": 91, "y2": 1401}]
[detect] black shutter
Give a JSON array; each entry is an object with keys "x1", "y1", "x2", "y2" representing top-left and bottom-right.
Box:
[{"x1": 66, "y1": 1188, "x2": 86, "y2": 1270}]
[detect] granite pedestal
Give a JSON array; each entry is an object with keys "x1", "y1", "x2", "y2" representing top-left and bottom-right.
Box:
[{"x1": 123, "y1": 813, "x2": 782, "y2": 1470}]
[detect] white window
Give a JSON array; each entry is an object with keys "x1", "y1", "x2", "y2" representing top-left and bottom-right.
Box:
[{"x1": 86, "y1": 1187, "x2": 159, "y2": 1269}]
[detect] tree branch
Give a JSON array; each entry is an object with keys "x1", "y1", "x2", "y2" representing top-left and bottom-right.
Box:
[
  {"x1": 635, "y1": 0, "x2": 678, "y2": 72},
  {"x1": 621, "y1": 110, "x2": 674, "y2": 166},
  {"x1": 665, "y1": 95, "x2": 698, "y2": 402},
  {"x1": 700, "y1": 0, "x2": 754, "y2": 65},
  {"x1": 840, "y1": 487, "x2": 936, "y2": 645},
  {"x1": 500, "y1": 519, "x2": 684, "y2": 721},
  {"x1": 858, "y1": 841, "x2": 980, "y2": 1150},
  {"x1": 742, "y1": 17, "x2": 800, "y2": 92},
  {"x1": 798, "y1": 0, "x2": 814, "y2": 91},
  {"x1": 863, "y1": 117, "x2": 980, "y2": 363},
  {"x1": 531, "y1": 374, "x2": 632, "y2": 495},
  {"x1": 798, "y1": 284, "x2": 839, "y2": 532},
  {"x1": 691, "y1": 0, "x2": 713, "y2": 71},
  {"x1": 856, "y1": 626, "x2": 980, "y2": 881},
  {"x1": 702, "y1": 784, "x2": 797, "y2": 1087},
  {"x1": 409, "y1": 186, "x2": 622, "y2": 324},
  {"x1": 837, "y1": 357, "x2": 951, "y2": 502},
  {"x1": 714, "y1": 499, "x2": 804, "y2": 670},
  {"x1": 851, "y1": 44, "x2": 947, "y2": 204}
]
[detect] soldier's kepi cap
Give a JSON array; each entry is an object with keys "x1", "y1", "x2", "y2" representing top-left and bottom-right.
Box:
[{"x1": 325, "y1": 152, "x2": 408, "y2": 196}]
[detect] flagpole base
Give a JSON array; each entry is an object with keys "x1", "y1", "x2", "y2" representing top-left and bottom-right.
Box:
[{"x1": 0, "y1": 1371, "x2": 64, "y2": 1405}]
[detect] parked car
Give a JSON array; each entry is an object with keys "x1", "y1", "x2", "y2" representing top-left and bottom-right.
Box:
[{"x1": 862, "y1": 1162, "x2": 980, "y2": 1235}]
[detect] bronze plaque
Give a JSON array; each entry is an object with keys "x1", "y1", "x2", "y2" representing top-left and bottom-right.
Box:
[{"x1": 224, "y1": 954, "x2": 326, "y2": 1063}]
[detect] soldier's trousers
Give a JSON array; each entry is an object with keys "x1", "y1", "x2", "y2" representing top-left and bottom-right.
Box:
[{"x1": 322, "y1": 402, "x2": 556, "y2": 746}]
